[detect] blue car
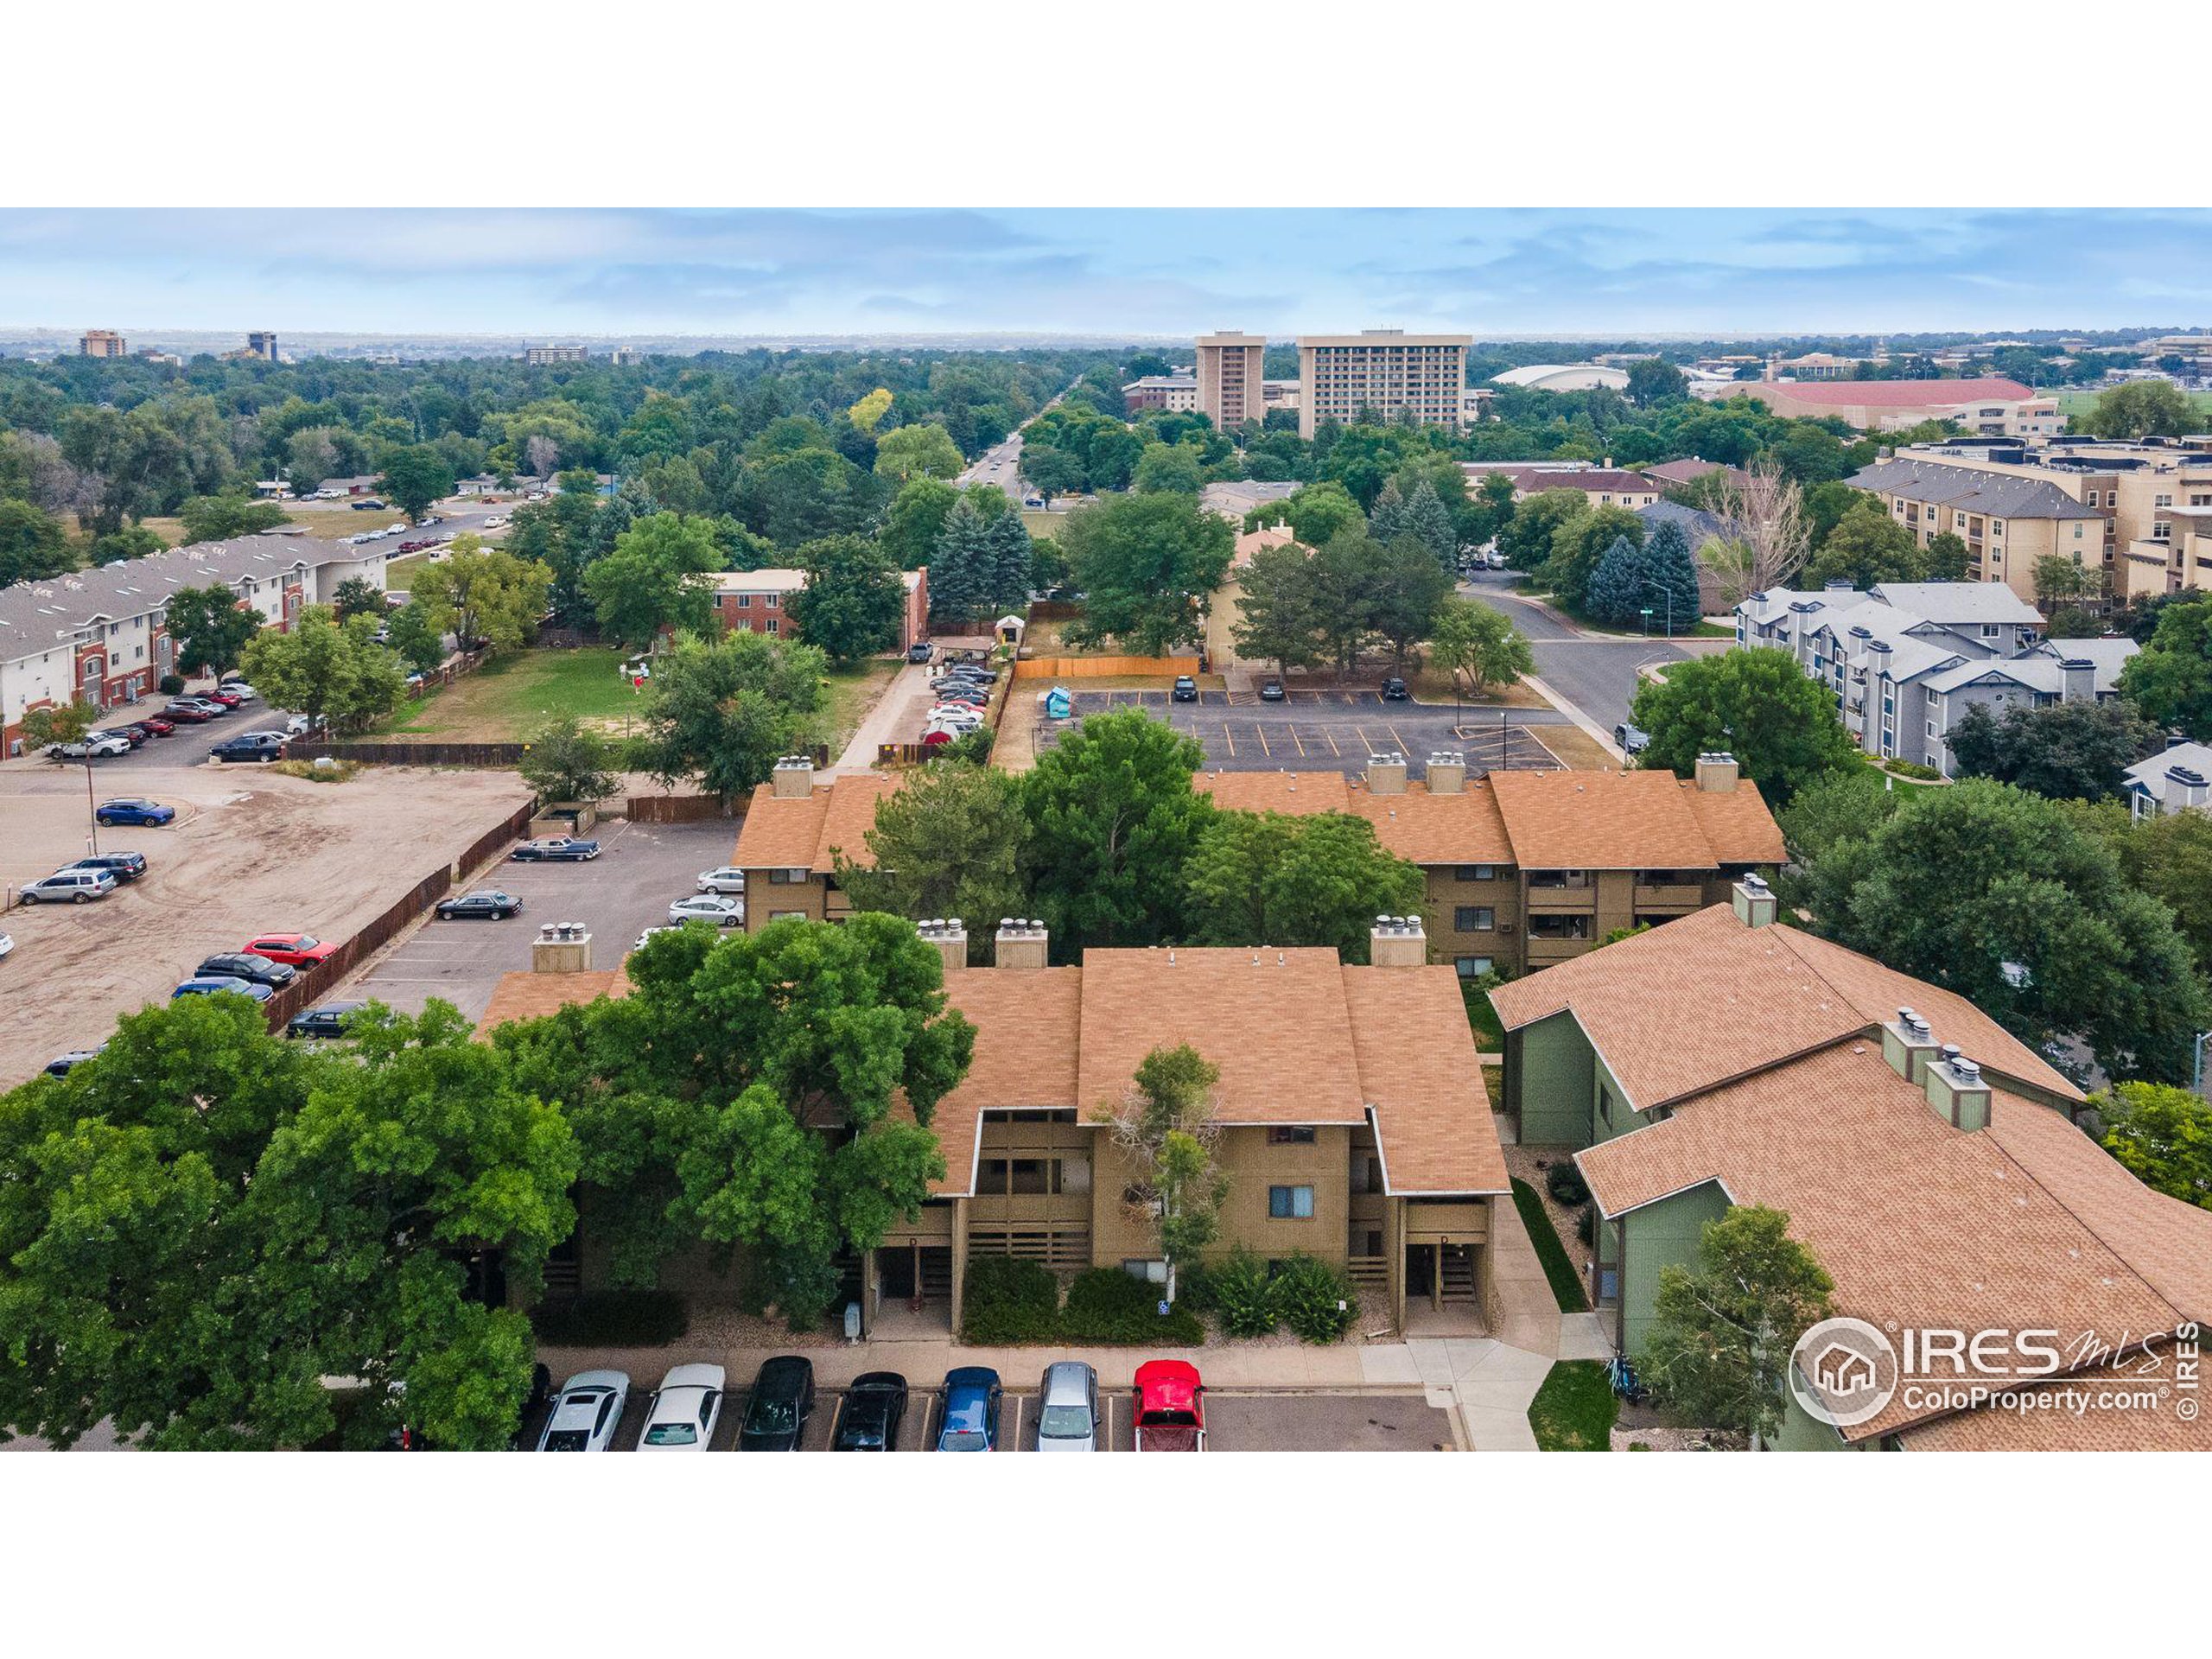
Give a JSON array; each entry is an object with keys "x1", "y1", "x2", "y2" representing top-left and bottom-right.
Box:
[
  {"x1": 96, "y1": 798, "x2": 175, "y2": 827},
  {"x1": 936, "y1": 1366, "x2": 1002, "y2": 1452},
  {"x1": 171, "y1": 975, "x2": 275, "y2": 1003}
]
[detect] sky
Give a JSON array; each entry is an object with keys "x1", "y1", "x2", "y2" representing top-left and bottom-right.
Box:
[{"x1": 3, "y1": 208, "x2": 2209, "y2": 340}]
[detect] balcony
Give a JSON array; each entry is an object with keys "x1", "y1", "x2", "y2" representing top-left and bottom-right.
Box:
[
  {"x1": 1525, "y1": 884, "x2": 1596, "y2": 913},
  {"x1": 1525, "y1": 934, "x2": 1594, "y2": 967},
  {"x1": 1631, "y1": 882, "x2": 1705, "y2": 909},
  {"x1": 1402, "y1": 1201, "x2": 1490, "y2": 1244},
  {"x1": 969, "y1": 1192, "x2": 1092, "y2": 1228}
]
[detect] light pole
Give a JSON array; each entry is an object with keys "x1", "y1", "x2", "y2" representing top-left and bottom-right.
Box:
[
  {"x1": 2194, "y1": 1030, "x2": 2211, "y2": 1099},
  {"x1": 85, "y1": 763, "x2": 99, "y2": 856},
  {"x1": 1643, "y1": 580, "x2": 1675, "y2": 639}
]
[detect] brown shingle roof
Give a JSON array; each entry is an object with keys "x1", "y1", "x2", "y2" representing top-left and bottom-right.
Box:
[
  {"x1": 1342, "y1": 963, "x2": 1510, "y2": 1194},
  {"x1": 729, "y1": 772, "x2": 902, "y2": 874},
  {"x1": 1345, "y1": 778, "x2": 1516, "y2": 866},
  {"x1": 1575, "y1": 1041, "x2": 2208, "y2": 1441},
  {"x1": 925, "y1": 966, "x2": 1084, "y2": 1196},
  {"x1": 1489, "y1": 768, "x2": 1719, "y2": 871},
  {"x1": 473, "y1": 968, "x2": 630, "y2": 1039},
  {"x1": 1675, "y1": 779, "x2": 1787, "y2": 865},
  {"x1": 1192, "y1": 770, "x2": 1350, "y2": 816},
  {"x1": 1896, "y1": 1347, "x2": 2212, "y2": 1450}
]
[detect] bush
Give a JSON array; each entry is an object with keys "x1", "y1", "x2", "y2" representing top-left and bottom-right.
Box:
[
  {"x1": 1545, "y1": 1161, "x2": 1591, "y2": 1207},
  {"x1": 944, "y1": 727, "x2": 995, "y2": 765},
  {"x1": 158, "y1": 674, "x2": 184, "y2": 696},
  {"x1": 1885, "y1": 759, "x2": 1942, "y2": 781},
  {"x1": 529, "y1": 1290, "x2": 688, "y2": 1347},
  {"x1": 959, "y1": 1255, "x2": 1059, "y2": 1344},
  {"x1": 1208, "y1": 1248, "x2": 1281, "y2": 1338},
  {"x1": 1574, "y1": 1206, "x2": 1596, "y2": 1246},
  {"x1": 1272, "y1": 1253, "x2": 1357, "y2": 1344},
  {"x1": 1061, "y1": 1267, "x2": 1203, "y2": 1345}
]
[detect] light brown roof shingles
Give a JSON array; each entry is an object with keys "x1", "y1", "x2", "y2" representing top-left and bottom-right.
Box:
[
  {"x1": 729, "y1": 772, "x2": 902, "y2": 874},
  {"x1": 1341, "y1": 963, "x2": 1510, "y2": 1194},
  {"x1": 473, "y1": 968, "x2": 630, "y2": 1039},
  {"x1": 1489, "y1": 768, "x2": 1719, "y2": 871}
]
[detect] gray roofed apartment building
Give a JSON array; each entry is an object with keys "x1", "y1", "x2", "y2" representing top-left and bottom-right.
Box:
[{"x1": 1845, "y1": 457, "x2": 2104, "y2": 607}]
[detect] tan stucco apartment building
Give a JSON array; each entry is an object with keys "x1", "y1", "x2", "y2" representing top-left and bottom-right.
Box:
[
  {"x1": 728, "y1": 760, "x2": 902, "y2": 929},
  {"x1": 1296, "y1": 329, "x2": 1471, "y2": 439},
  {"x1": 1194, "y1": 332, "x2": 1267, "y2": 431},
  {"x1": 1844, "y1": 455, "x2": 2105, "y2": 606}
]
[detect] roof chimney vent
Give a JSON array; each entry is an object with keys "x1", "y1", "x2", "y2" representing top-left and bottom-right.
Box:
[
  {"x1": 1925, "y1": 1050, "x2": 1992, "y2": 1132},
  {"x1": 1369, "y1": 913, "x2": 1427, "y2": 969},
  {"x1": 1882, "y1": 1007, "x2": 1939, "y2": 1084},
  {"x1": 1426, "y1": 751, "x2": 1465, "y2": 795},
  {"x1": 917, "y1": 917, "x2": 968, "y2": 974},
  {"x1": 995, "y1": 916, "x2": 1049, "y2": 970},
  {"x1": 772, "y1": 753, "x2": 817, "y2": 798},
  {"x1": 1731, "y1": 873, "x2": 1777, "y2": 930},
  {"x1": 1365, "y1": 752, "x2": 1408, "y2": 795}
]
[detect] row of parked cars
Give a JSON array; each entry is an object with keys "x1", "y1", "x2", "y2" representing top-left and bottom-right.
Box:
[
  {"x1": 921, "y1": 656, "x2": 998, "y2": 746},
  {"x1": 531, "y1": 1357, "x2": 1207, "y2": 1452}
]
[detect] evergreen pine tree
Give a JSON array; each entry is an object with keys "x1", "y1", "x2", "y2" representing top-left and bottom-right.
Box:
[
  {"x1": 930, "y1": 493, "x2": 995, "y2": 627},
  {"x1": 1367, "y1": 476, "x2": 1408, "y2": 543},
  {"x1": 1586, "y1": 535, "x2": 1649, "y2": 626},
  {"x1": 982, "y1": 503, "x2": 1034, "y2": 618},
  {"x1": 1400, "y1": 477, "x2": 1459, "y2": 571},
  {"x1": 1643, "y1": 520, "x2": 1704, "y2": 636}
]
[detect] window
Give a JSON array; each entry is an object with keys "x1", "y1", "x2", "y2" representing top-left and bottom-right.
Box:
[
  {"x1": 1455, "y1": 956, "x2": 1494, "y2": 978},
  {"x1": 1927, "y1": 721, "x2": 1938, "y2": 738},
  {"x1": 1454, "y1": 906, "x2": 1495, "y2": 932},
  {"x1": 735, "y1": 594, "x2": 751, "y2": 608},
  {"x1": 1453, "y1": 865, "x2": 1496, "y2": 881},
  {"x1": 766, "y1": 620, "x2": 780, "y2": 635},
  {"x1": 1527, "y1": 914, "x2": 1591, "y2": 940},
  {"x1": 1268, "y1": 1185, "x2": 1315, "y2": 1219},
  {"x1": 768, "y1": 868, "x2": 810, "y2": 885},
  {"x1": 1598, "y1": 1083, "x2": 1616, "y2": 1128},
  {"x1": 1992, "y1": 520, "x2": 2004, "y2": 535},
  {"x1": 1266, "y1": 1127, "x2": 1317, "y2": 1146},
  {"x1": 1122, "y1": 1259, "x2": 1168, "y2": 1283}
]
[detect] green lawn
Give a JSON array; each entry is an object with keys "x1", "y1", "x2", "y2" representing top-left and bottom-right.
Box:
[
  {"x1": 377, "y1": 647, "x2": 646, "y2": 740},
  {"x1": 822, "y1": 657, "x2": 900, "y2": 756},
  {"x1": 1463, "y1": 982, "x2": 1503, "y2": 1051},
  {"x1": 1528, "y1": 1360, "x2": 1618, "y2": 1451},
  {"x1": 2048, "y1": 387, "x2": 2212, "y2": 416},
  {"x1": 1510, "y1": 1178, "x2": 1590, "y2": 1313}
]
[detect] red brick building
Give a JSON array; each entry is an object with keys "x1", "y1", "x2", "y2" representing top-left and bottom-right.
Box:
[{"x1": 708, "y1": 567, "x2": 931, "y2": 653}]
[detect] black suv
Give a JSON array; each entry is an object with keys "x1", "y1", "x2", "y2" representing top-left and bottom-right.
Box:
[
  {"x1": 435, "y1": 889, "x2": 523, "y2": 921},
  {"x1": 287, "y1": 1001, "x2": 368, "y2": 1039},
  {"x1": 64, "y1": 852, "x2": 148, "y2": 883},
  {"x1": 832, "y1": 1371, "x2": 909, "y2": 1452},
  {"x1": 196, "y1": 951, "x2": 299, "y2": 988},
  {"x1": 1380, "y1": 677, "x2": 1410, "y2": 701},
  {"x1": 1259, "y1": 678, "x2": 1286, "y2": 702},
  {"x1": 1172, "y1": 676, "x2": 1198, "y2": 702},
  {"x1": 738, "y1": 1355, "x2": 816, "y2": 1452}
]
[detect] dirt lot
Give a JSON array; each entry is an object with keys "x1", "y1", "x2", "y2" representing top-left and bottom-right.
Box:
[{"x1": 0, "y1": 760, "x2": 531, "y2": 1087}]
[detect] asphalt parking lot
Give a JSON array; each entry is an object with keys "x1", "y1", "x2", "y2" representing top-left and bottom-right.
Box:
[
  {"x1": 337, "y1": 817, "x2": 738, "y2": 1025},
  {"x1": 1039, "y1": 688, "x2": 1564, "y2": 779},
  {"x1": 520, "y1": 1377, "x2": 1453, "y2": 1452},
  {"x1": 62, "y1": 691, "x2": 291, "y2": 771}
]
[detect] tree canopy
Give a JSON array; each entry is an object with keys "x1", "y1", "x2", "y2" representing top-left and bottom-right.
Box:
[
  {"x1": 835, "y1": 762, "x2": 1031, "y2": 955},
  {"x1": 1629, "y1": 648, "x2": 1862, "y2": 805},
  {"x1": 238, "y1": 604, "x2": 405, "y2": 733},
  {"x1": 1060, "y1": 493, "x2": 1234, "y2": 657},
  {"x1": 786, "y1": 533, "x2": 906, "y2": 666},
  {"x1": 634, "y1": 627, "x2": 828, "y2": 803},
  {"x1": 1182, "y1": 810, "x2": 1426, "y2": 960}
]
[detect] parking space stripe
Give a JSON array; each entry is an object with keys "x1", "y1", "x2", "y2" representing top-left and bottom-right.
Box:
[
  {"x1": 1220, "y1": 721, "x2": 1235, "y2": 758},
  {"x1": 1323, "y1": 726, "x2": 1341, "y2": 756},
  {"x1": 1288, "y1": 724, "x2": 1306, "y2": 757},
  {"x1": 1384, "y1": 721, "x2": 1411, "y2": 754},
  {"x1": 1255, "y1": 723, "x2": 1270, "y2": 757},
  {"x1": 823, "y1": 1393, "x2": 845, "y2": 1449},
  {"x1": 1007, "y1": 1391, "x2": 1024, "y2": 1451}
]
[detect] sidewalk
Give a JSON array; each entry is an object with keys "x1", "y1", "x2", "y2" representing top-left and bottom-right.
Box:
[{"x1": 832, "y1": 661, "x2": 933, "y2": 771}]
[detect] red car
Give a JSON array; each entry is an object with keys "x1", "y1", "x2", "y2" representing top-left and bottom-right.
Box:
[
  {"x1": 1132, "y1": 1360, "x2": 1205, "y2": 1452},
  {"x1": 200, "y1": 689, "x2": 245, "y2": 709},
  {"x1": 137, "y1": 716, "x2": 177, "y2": 736},
  {"x1": 162, "y1": 702, "x2": 214, "y2": 722},
  {"x1": 243, "y1": 933, "x2": 340, "y2": 968}
]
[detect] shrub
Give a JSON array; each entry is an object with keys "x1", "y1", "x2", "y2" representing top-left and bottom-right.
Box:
[
  {"x1": 1885, "y1": 759, "x2": 1942, "y2": 780},
  {"x1": 1574, "y1": 1206, "x2": 1596, "y2": 1246},
  {"x1": 530, "y1": 1290, "x2": 688, "y2": 1347},
  {"x1": 1208, "y1": 1248, "x2": 1280, "y2": 1338},
  {"x1": 959, "y1": 1255, "x2": 1059, "y2": 1344},
  {"x1": 1545, "y1": 1161, "x2": 1591, "y2": 1207},
  {"x1": 1272, "y1": 1253, "x2": 1358, "y2": 1344},
  {"x1": 944, "y1": 727, "x2": 995, "y2": 764},
  {"x1": 1061, "y1": 1267, "x2": 1204, "y2": 1345},
  {"x1": 158, "y1": 673, "x2": 184, "y2": 696}
]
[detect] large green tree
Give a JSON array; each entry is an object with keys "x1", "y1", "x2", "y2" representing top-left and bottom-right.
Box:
[
  {"x1": 162, "y1": 582, "x2": 263, "y2": 681},
  {"x1": 1802, "y1": 497, "x2": 1921, "y2": 588},
  {"x1": 1542, "y1": 505, "x2": 1645, "y2": 611},
  {"x1": 376, "y1": 444, "x2": 458, "y2": 523},
  {"x1": 2083, "y1": 380, "x2": 2198, "y2": 440},
  {"x1": 872, "y1": 423, "x2": 965, "y2": 484},
  {"x1": 1061, "y1": 493, "x2": 1234, "y2": 656},
  {"x1": 239, "y1": 605, "x2": 405, "y2": 732},
  {"x1": 1944, "y1": 698, "x2": 2158, "y2": 802},
  {"x1": 1427, "y1": 595, "x2": 1532, "y2": 695},
  {"x1": 2094, "y1": 1082, "x2": 2212, "y2": 1211},
  {"x1": 581, "y1": 512, "x2": 720, "y2": 651},
  {"x1": 2118, "y1": 595, "x2": 2212, "y2": 740},
  {"x1": 1182, "y1": 810, "x2": 1426, "y2": 959},
  {"x1": 1231, "y1": 539, "x2": 1329, "y2": 676},
  {"x1": 178, "y1": 493, "x2": 285, "y2": 545},
  {"x1": 1629, "y1": 648, "x2": 1861, "y2": 804},
  {"x1": 635, "y1": 627, "x2": 828, "y2": 803},
  {"x1": 518, "y1": 713, "x2": 622, "y2": 804},
  {"x1": 0, "y1": 498, "x2": 74, "y2": 586},
  {"x1": 411, "y1": 537, "x2": 554, "y2": 652},
  {"x1": 836, "y1": 762, "x2": 1031, "y2": 955},
  {"x1": 1020, "y1": 708, "x2": 1213, "y2": 951},
  {"x1": 880, "y1": 475, "x2": 958, "y2": 569},
  {"x1": 786, "y1": 533, "x2": 906, "y2": 666}
]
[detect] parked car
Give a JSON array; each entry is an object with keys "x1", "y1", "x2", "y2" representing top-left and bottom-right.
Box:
[
  {"x1": 738, "y1": 1356, "x2": 816, "y2": 1452},
  {"x1": 511, "y1": 836, "x2": 601, "y2": 861},
  {"x1": 832, "y1": 1372, "x2": 909, "y2": 1452},
  {"x1": 1133, "y1": 1360, "x2": 1205, "y2": 1450},
  {"x1": 283, "y1": 714, "x2": 314, "y2": 736},
  {"x1": 632, "y1": 925, "x2": 679, "y2": 950},
  {"x1": 211, "y1": 734, "x2": 283, "y2": 763},
  {"x1": 195, "y1": 951, "x2": 298, "y2": 988},
  {"x1": 244, "y1": 932, "x2": 338, "y2": 967},
  {"x1": 1614, "y1": 721, "x2": 1650, "y2": 757},
  {"x1": 906, "y1": 642, "x2": 934, "y2": 664},
  {"x1": 1172, "y1": 676, "x2": 1198, "y2": 702},
  {"x1": 135, "y1": 716, "x2": 177, "y2": 737},
  {"x1": 936, "y1": 1366, "x2": 1002, "y2": 1452},
  {"x1": 1259, "y1": 678, "x2": 1286, "y2": 702},
  {"x1": 95, "y1": 726, "x2": 147, "y2": 747},
  {"x1": 1380, "y1": 677, "x2": 1410, "y2": 702},
  {"x1": 175, "y1": 697, "x2": 231, "y2": 717},
  {"x1": 287, "y1": 1001, "x2": 367, "y2": 1039},
  {"x1": 435, "y1": 889, "x2": 524, "y2": 920},
  {"x1": 0, "y1": 931, "x2": 11, "y2": 963},
  {"x1": 637, "y1": 1363, "x2": 727, "y2": 1453},
  {"x1": 696, "y1": 867, "x2": 747, "y2": 894},
  {"x1": 199, "y1": 689, "x2": 246, "y2": 709},
  {"x1": 17, "y1": 869, "x2": 118, "y2": 905},
  {"x1": 1036, "y1": 1361, "x2": 1100, "y2": 1453},
  {"x1": 62, "y1": 852, "x2": 147, "y2": 884},
  {"x1": 668, "y1": 893, "x2": 743, "y2": 928},
  {"x1": 161, "y1": 702, "x2": 215, "y2": 723},
  {"x1": 48, "y1": 734, "x2": 132, "y2": 760},
  {"x1": 217, "y1": 680, "x2": 257, "y2": 700},
  {"x1": 95, "y1": 798, "x2": 175, "y2": 827},
  {"x1": 534, "y1": 1370, "x2": 630, "y2": 1452},
  {"x1": 45, "y1": 1047, "x2": 105, "y2": 1077},
  {"x1": 172, "y1": 975, "x2": 275, "y2": 1003}
]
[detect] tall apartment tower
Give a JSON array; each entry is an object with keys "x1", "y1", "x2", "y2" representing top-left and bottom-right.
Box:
[
  {"x1": 1295, "y1": 328, "x2": 1472, "y2": 438},
  {"x1": 79, "y1": 329, "x2": 127, "y2": 358},
  {"x1": 247, "y1": 332, "x2": 278, "y2": 361},
  {"x1": 1194, "y1": 332, "x2": 1267, "y2": 432}
]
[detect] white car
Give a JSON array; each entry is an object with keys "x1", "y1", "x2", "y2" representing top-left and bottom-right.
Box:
[
  {"x1": 283, "y1": 714, "x2": 314, "y2": 736},
  {"x1": 219, "y1": 681, "x2": 257, "y2": 700},
  {"x1": 387, "y1": 523, "x2": 407, "y2": 535},
  {"x1": 482, "y1": 514, "x2": 508, "y2": 529},
  {"x1": 669, "y1": 893, "x2": 744, "y2": 928},
  {"x1": 637, "y1": 1363, "x2": 726, "y2": 1452},
  {"x1": 632, "y1": 925, "x2": 679, "y2": 950},
  {"x1": 696, "y1": 867, "x2": 747, "y2": 894},
  {"x1": 0, "y1": 931, "x2": 13, "y2": 963},
  {"x1": 535, "y1": 1370, "x2": 630, "y2": 1452},
  {"x1": 927, "y1": 709, "x2": 984, "y2": 732}
]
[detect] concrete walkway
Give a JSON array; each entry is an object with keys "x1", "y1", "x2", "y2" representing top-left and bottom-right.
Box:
[{"x1": 832, "y1": 662, "x2": 934, "y2": 771}]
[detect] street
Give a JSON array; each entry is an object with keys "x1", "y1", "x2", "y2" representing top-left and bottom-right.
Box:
[
  {"x1": 1459, "y1": 570, "x2": 1693, "y2": 741},
  {"x1": 957, "y1": 430, "x2": 1027, "y2": 498}
]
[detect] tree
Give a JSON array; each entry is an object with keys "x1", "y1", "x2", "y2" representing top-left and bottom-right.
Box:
[
  {"x1": 2103, "y1": 805, "x2": 2212, "y2": 978},
  {"x1": 1700, "y1": 463, "x2": 1808, "y2": 606},
  {"x1": 1943, "y1": 699, "x2": 2158, "y2": 802},
  {"x1": 1640, "y1": 1206, "x2": 1834, "y2": 1448},
  {"x1": 578, "y1": 511, "x2": 721, "y2": 652},
  {"x1": 21, "y1": 700, "x2": 99, "y2": 748},
  {"x1": 1795, "y1": 779, "x2": 2209, "y2": 1083},
  {"x1": 1095, "y1": 1045, "x2": 1226, "y2": 1304},
  {"x1": 1364, "y1": 533, "x2": 1456, "y2": 668},
  {"x1": 1398, "y1": 476, "x2": 1459, "y2": 570},
  {"x1": 1367, "y1": 476, "x2": 1408, "y2": 543},
  {"x1": 872, "y1": 423, "x2": 965, "y2": 484},
  {"x1": 635, "y1": 628, "x2": 828, "y2": 803},
  {"x1": 375, "y1": 445, "x2": 458, "y2": 523},
  {"x1": 1427, "y1": 595, "x2": 1531, "y2": 695},
  {"x1": 1585, "y1": 535, "x2": 1649, "y2": 625},
  {"x1": 2084, "y1": 380, "x2": 2198, "y2": 440},
  {"x1": 518, "y1": 713, "x2": 621, "y2": 804},
  {"x1": 1630, "y1": 648, "x2": 1862, "y2": 804},
  {"x1": 239, "y1": 606, "x2": 405, "y2": 733},
  {"x1": 1020, "y1": 709, "x2": 1213, "y2": 951},
  {"x1": 1272, "y1": 480, "x2": 1367, "y2": 550},
  {"x1": 178, "y1": 493, "x2": 285, "y2": 544},
  {"x1": 1802, "y1": 497, "x2": 1923, "y2": 588},
  {"x1": 880, "y1": 475, "x2": 957, "y2": 569},
  {"x1": 0, "y1": 997, "x2": 576, "y2": 1450},
  {"x1": 846, "y1": 388, "x2": 893, "y2": 434},
  {"x1": 332, "y1": 576, "x2": 385, "y2": 622},
  {"x1": 1643, "y1": 519, "x2": 1705, "y2": 630},
  {"x1": 1543, "y1": 505, "x2": 1645, "y2": 612},
  {"x1": 981, "y1": 500, "x2": 1034, "y2": 618},
  {"x1": 1497, "y1": 489, "x2": 1588, "y2": 572},
  {"x1": 384, "y1": 601, "x2": 445, "y2": 674},
  {"x1": 0, "y1": 498, "x2": 74, "y2": 586},
  {"x1": 90, "y1": 524, "x2": 165, "y2": 564},
  {"x1": 1183, "y1": 810, "x2": 1426, "y2": 958},
  {"x1": 2094, "y1": 1082, "x2": 2212, "y2": 1211},
  {"x1": 162, "y1": 582, "x2": 263, "y2": 682},
  {"x1": 1626, "y1": 358, "x2": 1689, "y2": 407},
  {"x1": 1020, "y1": 443, "x2": 1084, "y2": 506},
  {"x1": 1132, "y1": 442, "x2": 1205, "y2": 495},
  {"x1": 928, "y1": 491, "x2": 996, "y2": 629},
  {"x1": 2033, "y1": 552, "x2": 2095, "y2": 611},
  {"x1": 1231, "y1": 539, "x2": 1328, "y2": 676},
  {"x1": 1060, "y1": 494, "x2": 1235, "y2": 657},
  {"x1": 836, "y1": 763, "x2": 1031, "y2": 953},
  {"x1": 787, "y1": 533, "x2": 905, "y2": 666},
  {"x1": 2117, "y1": 595, "x2": 2212, "y2": 741},
  {"x1": 411, "y1": 537, "x2": 554, "y2": 652}
]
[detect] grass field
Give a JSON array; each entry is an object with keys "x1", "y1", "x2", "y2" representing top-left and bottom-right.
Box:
[
  {"x1": 1528, "y1": 1360, "x2": 1618, "y2": 1452},
  {"x1": 377, "y1": 647, "x2": 646, "y2": 741},
  {"x1": 2048, "y1": 387, "x2": 2212, "y2": 417},
  {"x1": 823, "y1": 657, "x2": 900, "y2": 756},
  {"x1": 1510, "y1": 1178, "x2": 1591, "y2": 1313}
]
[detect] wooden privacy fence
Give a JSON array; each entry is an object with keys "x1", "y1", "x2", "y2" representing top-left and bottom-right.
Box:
[
  {"x1": 288, "y1": 740, "x2": 529, "y2": 767},
  {"x1": 625, "y1": 794, "x2": 735, "y2": 823},
  {"x1": 1009, "y1": 655, "x2": 1201, "y2": 680}
]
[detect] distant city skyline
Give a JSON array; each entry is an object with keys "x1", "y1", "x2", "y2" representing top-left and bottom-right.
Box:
[{"x1": 2, "y1": 208, "x2": 2209, "y2": 338}]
